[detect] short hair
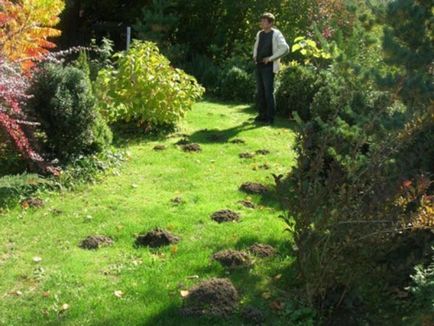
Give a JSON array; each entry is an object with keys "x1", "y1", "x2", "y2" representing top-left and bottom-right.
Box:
[{"x1": 261, "y1": 13, "x2": 275, "y2": 24}]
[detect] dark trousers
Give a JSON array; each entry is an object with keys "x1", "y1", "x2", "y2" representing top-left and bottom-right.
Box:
[{"x1": 256, "y1": 64, "x2": 275, "y2": 121}]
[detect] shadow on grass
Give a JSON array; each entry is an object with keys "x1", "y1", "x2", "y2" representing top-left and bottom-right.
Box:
[
  {"x1": 110, "y1": 122, "x2": 177, "y2": 148},
  {"x1": 110, "y1": 100, "x2": 295, "y2": 148},
  {"x1": 189, "y1": 118, "x2": 295, "y2": 145},
  {"x1": 189, "y1": 121, "x2": 256, "y2": 144}
]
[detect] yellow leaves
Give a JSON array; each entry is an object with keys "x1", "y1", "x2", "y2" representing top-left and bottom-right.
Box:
[
  {"x1": 95, "y1": 41, "x2": 204, "y2": 126},
  {"x1": 0, "y1": 0, "x2": 65, "y2": 69},
  {"x1": 291, "y1": 36, "x2": 336, "y2": 64}
]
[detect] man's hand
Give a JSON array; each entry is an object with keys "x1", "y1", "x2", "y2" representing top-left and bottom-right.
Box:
[{"x1": 263, "y1": 57, "x2": 272, "y2": 64}]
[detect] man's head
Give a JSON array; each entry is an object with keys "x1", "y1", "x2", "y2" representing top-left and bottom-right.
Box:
[{"x1": 260, "y1": 12, "x2": 275, "y2": 30}]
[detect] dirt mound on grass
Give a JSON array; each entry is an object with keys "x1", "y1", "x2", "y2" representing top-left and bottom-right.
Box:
[
  {"x1": 248, "y1": 243, "x2": 276, "y2": 258},
  {"x1": 180, "y1": 278, "x2": 239, "y2": 317},
  {"x1": 239, "y1": 152, "x2": 255, "y2": 159},
  {"x1": 213, "y1": 249, "x2": 252, "y2": 269},
  {"x1": 211, "y1": 210, "x2": 240, "y2": 223},
  {"x1": 79, "y1": 235, "x2": 113, "y2": 250},
  {"x1": 241, "y1": 306, "x2": 265, "y2": 324},
  {"x1": 21, "y1": 197, "x2": 44, "y2": 208},
  {"x1": 135, "y1": 228, "x2": 180, "y2": 248},
  {"x1": 175, "y1": 138, "x2": 190, "y2": 145},
  {"x1": 171, "y1": 197, "x2": 184, "y2": 205},
  {"x1": 238, "y1": 200, "x2": 255, "y2": 209},
  {"x1": 229, "y1": 138, "x2": 246, "y2": 144},
  {"x1": 239, "y1": 182, "x2": 269, "y2": 195},
  {"x1": 181, "y1": 143, "x2": 202, "y2": 152},
  {"x1": 258, "y1": 164, "x2": 271, "y2": 170},
  {"x1": 255, "y1": 149, "x2": 270, "y2": 155},
  {"x1": 153, "y1": 144, "x2": 167, "y2": 151}
]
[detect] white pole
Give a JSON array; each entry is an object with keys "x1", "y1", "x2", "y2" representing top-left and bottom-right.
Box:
[{"x1": 126, "y1": 26, "x2": 131, "y2": 50}]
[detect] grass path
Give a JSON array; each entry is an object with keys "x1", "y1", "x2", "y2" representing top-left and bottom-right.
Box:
[{"x1": 0, "y1": 101, "x2": 298, "y2": 325}]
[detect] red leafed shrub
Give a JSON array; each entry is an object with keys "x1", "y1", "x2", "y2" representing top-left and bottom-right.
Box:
[{"x1": 0, "y1": 57, "x2": 59, "y2": 175}]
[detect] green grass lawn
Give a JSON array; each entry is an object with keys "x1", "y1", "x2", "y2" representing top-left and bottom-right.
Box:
[{"x1": 0, "y1": 101, "x2": 300, "y2": 325}]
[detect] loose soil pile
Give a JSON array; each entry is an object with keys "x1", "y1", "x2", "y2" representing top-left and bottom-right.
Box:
[
  {"x1": 21, "y1": 197, "x2": 44, "y2": 208},
  {"x1": 171, "y1": 197, "x2": 184, "y2": 205},
  {"x1": 213, "y1": 249, "x2": 252, "y2": 269},
  {"x1": 135, "y1": 228, "x2": 180, "y2": 248},
  {"x1": 180, "y1": 278, "x2": 239, "y2": 317},
  {"x1": 153, "y1": 145, "x2": 167, "y2": 151},
  {"x1": 229, "y1": 138, "x2": 246, "y2": 144},
  {"x1": 79, "y1": 235, "x2": 113, "y2": 250},
  {"x1": 258, "y1": 164, "x2": 271, "y2": 170},
  {"x1": 181, "y1": 143, "x2": 202, "y2": 152},
  {"x1": 175, "y1": 138, "x2": 191, "y2": 145},
  {"x1": 255, "y1": 149, "x2": 270, "y2": 155},
  {"x1": 239, "y1": 152, "x2": 255, "y2": 159},
  {"x1": 240, "y1": 182, "x2": 269, "y2": 195},
  {"x1": 238, "y1": 200, "x2": 255, "y2": 209},
  {"x1": 248, "y1": 243, "x2": 276, "y2": 258},
  {"x1": 211, "y1": 210, "x2": 240, "y2": 223}
]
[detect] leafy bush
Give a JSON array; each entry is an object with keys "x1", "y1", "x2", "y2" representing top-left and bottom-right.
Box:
[
  {"x1": 96, "y1": 41, "x2": 204, "y2": 128},
  {"x1": 408, "y1": 252, "x2": 434, "y2": 323},
  {"x1": 56, "y1": 150, "x2": 127, "y2": 189},
  {"x1": 27, "y1": 63, "x2": 112, "y2": 161},
  {"x1": 218, "y1": 65, "x2": 255, "y2": 102},
  {"x1": 74, "y1": 38, "x2": 114, "y2": 82},
  {"x1": 0, "y1": 129, "x2": 27, "y2": 176},
  {"x1": 0, "y1": 173, "x2": 51, "y2": 208},
  {"x1": 285, "y1": 0, "x2": 433, "y2": 313},
  {"x1": 276, "y1": 64, "x2": 319, "y2": 120},
  {"x1": 181, "y1": 53, "x2": 222, "y2": 96}
]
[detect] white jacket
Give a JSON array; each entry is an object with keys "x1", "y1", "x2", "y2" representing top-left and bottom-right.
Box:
[{"x1": 253, "y1": 28, "x2": 289, "y2": 73}]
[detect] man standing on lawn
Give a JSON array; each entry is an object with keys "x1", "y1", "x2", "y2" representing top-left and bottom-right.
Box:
[{"x1": 253, "y1": 13, "x2": 289, "y2": 124}]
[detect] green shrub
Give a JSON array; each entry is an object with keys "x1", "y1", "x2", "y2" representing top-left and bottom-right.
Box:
[
  {"x1": 95, "y1": 41, "x2": 205, "y2": 128},
  {"x1": 0, "y1": 174, "x2": 51, "y2": 208},
  {"x1": 218, "y1": 65, "x2": 255, "y2": 102},
  {"x1": 181, "y1": 53, "x2": 221, "y2": 96},
  {"x1": 408, "y1": 252, "x2": 434, "y2": 324},
  {"x1": 285, "y1": 0, "x2": 434, "y2": 312},
  {"x1": 275, "y1": 64, "x2": 319, "y2": 120},
  {"x1": 0, "y1": 132, "x2": 26, "y2": 176},
  {"x1": 27, "y1": 63, "x2": 112, "y2": 161}
]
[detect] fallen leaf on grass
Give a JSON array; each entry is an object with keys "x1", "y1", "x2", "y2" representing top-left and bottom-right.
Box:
[
  {"x1": 180, "y1": 290, "x2": 189, "y2": 298},
  {"x1": 32, "y1": 256, "x2": 42, "y2": 263},
  {"x1": 114, "y1": 290, "x2": 124, "y2": 298},
  {"x1": 60, "y1": 303, "x2": 70, "y2": 312}
]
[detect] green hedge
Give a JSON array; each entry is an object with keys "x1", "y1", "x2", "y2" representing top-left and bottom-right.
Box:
[
  {"x1": 275, "y1": 64, "x2": 319, "y2": 120},
  {"x1": 28, "y1": 63, "x2": 112, "y2": 161}
]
